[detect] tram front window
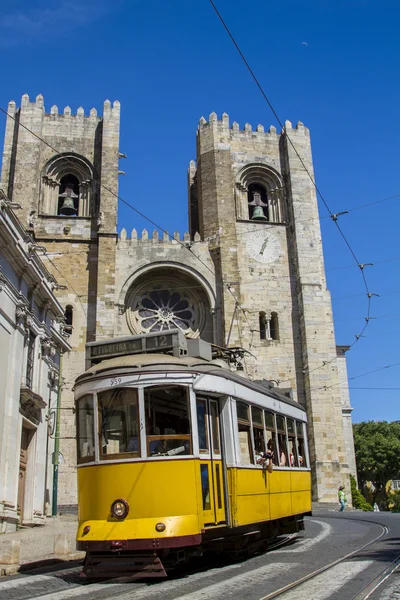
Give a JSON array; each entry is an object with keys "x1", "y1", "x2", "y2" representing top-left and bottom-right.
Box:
[
  {"x1": 76, "y1": 394, "x2": 95, "y2": 464},
  {"x1": 145, "y1": 386, "x2": 192, "y2": 456},
  {"x1": 98, "y1": 388, "x2": 140, "y2": 459}
]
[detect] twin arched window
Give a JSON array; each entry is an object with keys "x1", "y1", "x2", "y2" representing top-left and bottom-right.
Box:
[
  {"x1": 236, "y1": 164, "x2": 285, "y2": 223},
  {"x1": 41, "y1": 153, "x2": 94, "y2": 217},
  {"x1": 259, "y1": 311, "x2": 279, "y2": 341}
]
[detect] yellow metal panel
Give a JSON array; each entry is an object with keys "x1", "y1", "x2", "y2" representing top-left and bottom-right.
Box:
[
  {"x1": 291, "y1": 491, "x2": 312, "y2": 514},
  {"x1": 269, "y1": 470, "x2": 292, "y2": 494},
  {"x1": 290, "y1": 471, "x2": 312, "y2": 492},
  {"x1": 235, "y1": 468, "x2": 269, "y2": 495},
  {"x1": 230, "y1": 467, "x2": 311, "y2": 525},
  {"x1": 77, "y1": 514, "x2": 199, "y2": 541},
  {"x1": 78, "y1": 461, "x2": 199, "y2": 522}
]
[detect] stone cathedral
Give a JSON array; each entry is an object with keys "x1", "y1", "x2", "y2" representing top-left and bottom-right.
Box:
[{"x1": 0, "y1": 94, "x2": 356, "y2": 510}]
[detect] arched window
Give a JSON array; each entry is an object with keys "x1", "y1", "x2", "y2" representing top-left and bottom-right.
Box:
[
  {"x1": 259, "y1": 311, "x2": 267, "y2": 340},
  {"x1": 259, "y1": 311, "x2": 279, "y2": 341},
  {"x1": 58, "y1": 175, "x2": 79, "y2": 216},
  {"x1": 64, "y1": 305, "x2": 73, "y2": 335},
  {"x1": 235, "y1": 163, "x2": 285, "y2": 223},
  {"x1": 41, "y1": 153, "x2": 95, "y2": 217},
  {"x1": 270, "y1": 312, "x2": 279, "y2": 341},
  {"x1": 248, "y1": 183, "x2": 268, "y2": 220}
]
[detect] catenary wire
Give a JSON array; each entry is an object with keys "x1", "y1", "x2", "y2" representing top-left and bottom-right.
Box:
[
  {"x1": 208, "y1": 0, "x2": 376, "y2": 368},
  {"x1": 0, "y1": 105, "x2": 255, "y2": 345},
  {"x1": 0, "y1": 102, "x2": 375, "y2": 379}
]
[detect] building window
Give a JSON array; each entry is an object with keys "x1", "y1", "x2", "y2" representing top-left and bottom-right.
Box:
[
  {"x1": 235, "y1": 163, "x2": 285, "y2": 222},
  {"x1": 259, "y1": 311, "x2": 279, "y2": 341},
  {"x1": 40, "y1": 153, "x2": 94, "y2": 217},
  {"x1": 259, "y1": 312, "x2": 267, "y2": 340},
  {"x1": 26, "y1": 332, "x2": 36, "y2": 389},
  {"x1": 64, "y1": 305, "x2": 73, "y2": 335},
  {"x1": 392, "y1": 480, "x2": 400, "y2": 490},
  {"x1": 270, "y1": 312, "x2": 279, "y2": 340}
]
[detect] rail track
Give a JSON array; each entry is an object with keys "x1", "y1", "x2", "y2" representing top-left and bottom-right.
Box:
[{"x1": 259, "y1": 521, "x2": 393, "y2": 599}]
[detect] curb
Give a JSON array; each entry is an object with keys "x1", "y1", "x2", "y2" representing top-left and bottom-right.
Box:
[{"x1": 0, "y1": 551, "x2": 85, "y2": 577}]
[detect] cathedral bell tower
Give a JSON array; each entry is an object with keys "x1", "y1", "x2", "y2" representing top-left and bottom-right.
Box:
[
  {"x1": 0, "y1": 94, "x2": 121, "y2": 508},
  {"x1": 189, "y1": 112, "x2": 351, "y2": 503}
]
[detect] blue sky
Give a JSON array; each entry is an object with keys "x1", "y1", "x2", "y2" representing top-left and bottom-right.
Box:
[{"x1": 0, "y1": 0, "x2": 399, "y2": 423}]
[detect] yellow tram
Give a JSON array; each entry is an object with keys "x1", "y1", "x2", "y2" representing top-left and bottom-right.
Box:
[{"x1": 75, "y1": 331, "x2": 312, "y2": 577}]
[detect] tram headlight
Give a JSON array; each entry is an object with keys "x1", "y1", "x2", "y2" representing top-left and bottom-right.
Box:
[
  {"x1": 155, "y1": 522, "x2": 166, "y2": 532},
  {"x1": 111, "y1": 499, "x2": 129, "y2": 519}
]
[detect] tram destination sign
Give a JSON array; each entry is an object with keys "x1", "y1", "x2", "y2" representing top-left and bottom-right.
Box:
[{"x1": 86, "y1": 330, "x2": 187, "y2": 368}]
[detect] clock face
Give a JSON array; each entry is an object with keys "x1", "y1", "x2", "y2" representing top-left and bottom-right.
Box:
[{"x1": 246, "y1": 231, "x2": 281, "y2": 264}]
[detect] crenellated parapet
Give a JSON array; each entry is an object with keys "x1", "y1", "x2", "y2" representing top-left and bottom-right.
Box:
[
  {"x1": 16, "y1": 93, "x2": 119, "y2": 121},
  {"x1": 197, "y1": 111, "x2": 309, "y2": 137},
  {"x1": 118, "y1": 228, "x2": 203, "y2": 245},
  {"x1": 196, "y1": 112, "x2": 309, "y2": 155}
]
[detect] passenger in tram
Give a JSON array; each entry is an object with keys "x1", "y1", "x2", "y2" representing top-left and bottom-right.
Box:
[
  {"x1": 279, "y1": 448, "x2": 287, "y2": 467},
  {"x1": 255, "y1": 440, "x2": 273, "y2": 470}
]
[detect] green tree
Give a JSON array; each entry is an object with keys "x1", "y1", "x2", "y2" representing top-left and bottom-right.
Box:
[
  {"x1": 353, "y1": 421, "x2": 400, "y2": 503},
  {"x1": 350, "y1": 474, "x2": 373, "y2": 511}
]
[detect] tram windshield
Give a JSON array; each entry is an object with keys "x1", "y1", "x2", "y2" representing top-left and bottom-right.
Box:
[
  {"x1": 144, "y1": 385, "x2": 192, "y2": 457},
  {"x1": 98, "y1": 388, "x2": 140, "y2": 459}
]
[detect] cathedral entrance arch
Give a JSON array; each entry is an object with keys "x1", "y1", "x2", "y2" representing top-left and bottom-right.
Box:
[{"x1": 122, "y1": 265, "x2": 215, "y2": 342}]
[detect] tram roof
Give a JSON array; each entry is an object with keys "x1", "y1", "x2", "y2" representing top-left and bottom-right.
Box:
[{"x1": 76, "y1": 353, "x2": 306, "y2": 413}]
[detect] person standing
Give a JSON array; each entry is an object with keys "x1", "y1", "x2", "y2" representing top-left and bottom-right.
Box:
[{"x1": 338, "y1": 485, "x2": 346, "y2": 512}]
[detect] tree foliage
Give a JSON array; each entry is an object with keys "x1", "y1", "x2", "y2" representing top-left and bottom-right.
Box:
[
  {"x1": 353, "y1": 421, "x2": 400, "y2": 500},
  {"x1": 349, "y1": 474, "x2": 373, "y2": 511}
]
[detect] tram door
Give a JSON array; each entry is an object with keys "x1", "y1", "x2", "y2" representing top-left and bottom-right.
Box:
[{"x1": 196, "y1": 397, "x2": 226, "y2": 526}]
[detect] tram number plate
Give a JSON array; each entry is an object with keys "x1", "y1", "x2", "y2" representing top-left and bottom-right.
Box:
[{"x1": 110, "y1": 377, "x2": 122, "y2": 386}]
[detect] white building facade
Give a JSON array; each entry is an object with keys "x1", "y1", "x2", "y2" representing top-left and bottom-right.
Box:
[{"x1": 0, "y1": 191, "x2": 70, "y2": 532}]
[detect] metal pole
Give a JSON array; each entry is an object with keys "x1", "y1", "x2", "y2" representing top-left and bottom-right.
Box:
[{"x1": 52, "y1": 353, "x2": 63, "y2": 516}]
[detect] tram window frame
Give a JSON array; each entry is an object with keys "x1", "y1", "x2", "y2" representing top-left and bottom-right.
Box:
[
  {"x1": 76, "y1": 394, "x2": 95, "y2": 464},
  {"x1": 252, "y1": 406, "x2": 265, "y2": 465},
  {"x1": 287, "y1": 418, "x2": 299, "y2": 467},
  {"x1": 276, "y1": 414, "x2": 289, "y2": 467},
  {"x1": 145, "y1": 385, "x2": 192, "y2": 458},
  {"x1": 236, "y1": 401, "x2": 254, "y2": 465},
  {"x1": 98, "y1": 388, "x2": 141, "y2": 460},
  {"x1": 296, "y1": 421, "x2": 307, "y2": 468},
  {"x1": 196, "y1": 398, "x2": 209, "y2": 454},
  {"x1": 210, "y1": 400, "x2": 221, "y2": 455},
  {"x1": 264, "y1": 410, "x2": 279, "y2": 466}
]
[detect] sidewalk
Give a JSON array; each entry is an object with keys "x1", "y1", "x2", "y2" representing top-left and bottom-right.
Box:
[{"x1": 0, "y1": 514, "x2": 84, "y2": 576}]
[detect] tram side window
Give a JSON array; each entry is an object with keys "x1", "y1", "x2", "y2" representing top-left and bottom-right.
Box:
[
  {"x1": 76, "y1": 394, "x2": 95, "y2": 463},
  {"x1": 196, "y1": 399, "x2": 209, "y2": 453},
  {"x1": 276, "y1": 415, "x2": 289, "y2": 467},
  {"x1": 98, "y1": 388, "x2": 140, "y2": 459},
  {"x1": 236, "y1": 401, "x2": 254, "y2": 465},
  {"x1": 252, "y1": 406, "x2": 265, "y2": 465},
  {"x1": 296, "y1": 421, "x2": 307, "y2": 467},
  {"x1": 145, "y1": 386, "x2": 192, "y2": 457},
  {"x1": 264, "y1": 411, "x2": 278, "y2": 466},
  {"x1": 287, "y1": 419, "x2": 299, "y2": 467}
]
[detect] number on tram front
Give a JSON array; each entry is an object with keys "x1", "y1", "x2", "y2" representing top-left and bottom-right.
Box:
[{"x1": 110, "y1": 377, "x2": 122, "y2": 386}]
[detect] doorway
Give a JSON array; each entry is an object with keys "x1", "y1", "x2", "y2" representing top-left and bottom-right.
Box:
[
  {"x1": 17, "y1": 425, "x2": 34, "y2": 523},
  {"x1": 196, "y1": 397, "x2": 226, "y2": 526}
]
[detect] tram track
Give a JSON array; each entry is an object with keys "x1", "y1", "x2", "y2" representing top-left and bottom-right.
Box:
[{"x1": 258, "y1": 522, "x2": 389, "y2": 599}]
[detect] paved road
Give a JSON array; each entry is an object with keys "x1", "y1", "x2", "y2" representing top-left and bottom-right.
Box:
[{"x1": 1, "y1": 513, "x2": 399, "y2": 600}]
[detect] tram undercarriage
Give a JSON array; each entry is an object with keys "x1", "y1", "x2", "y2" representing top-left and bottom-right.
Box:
[{"x1": 80, "y1": 515, "x2": 307, "y2": 579}]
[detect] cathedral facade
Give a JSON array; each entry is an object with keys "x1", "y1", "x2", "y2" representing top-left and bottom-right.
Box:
[{"x1": 0, "y1": 94, "x2": 356, "y2": 511}]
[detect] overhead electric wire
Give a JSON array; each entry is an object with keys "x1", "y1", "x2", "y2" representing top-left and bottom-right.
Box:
[
  {"x1": 208, "y1": 0, "x2": 377, "y2": 372},
  {"x1": 0, "y1": 105, "x2": 254, "y2": 346}
]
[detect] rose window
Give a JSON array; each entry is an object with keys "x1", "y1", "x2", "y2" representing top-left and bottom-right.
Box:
[
  {"x1": 126, "y1": 278, "x2": 205, "y2": 338},
  {"x1": 137, "y1": 289, "x2": 197, "y2": 333}
]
